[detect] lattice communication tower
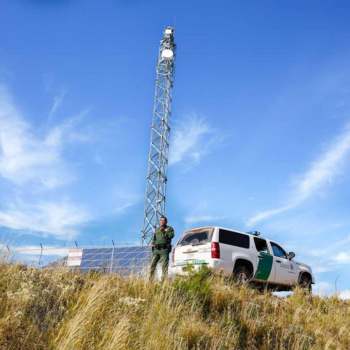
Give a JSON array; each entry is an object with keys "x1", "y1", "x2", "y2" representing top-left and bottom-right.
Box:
[{"x1": 142, "y1": 27, "x2": 176, "y2": 244}]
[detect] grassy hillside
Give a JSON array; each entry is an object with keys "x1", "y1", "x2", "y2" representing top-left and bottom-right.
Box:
[{"x1": 0, "y1": 263, "x2": 349, "y2": 350}]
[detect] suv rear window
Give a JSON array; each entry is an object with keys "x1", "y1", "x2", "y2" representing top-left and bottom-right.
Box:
[
  {"x1": 219, "y1": 229, "x2": 250, "y2": 249},
  {"x1": 177, "y1": 228, "x2": 214, "y2": 246}
]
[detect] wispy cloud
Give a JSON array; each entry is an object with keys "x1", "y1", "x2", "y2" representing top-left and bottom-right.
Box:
[
  {"x1": 246, "y1": 205, "x2": 294, "y2": 227},
  {"x1": 0, "y1": 85, "x2": 92, "y2": 238},
  {"x1": 0, "y1": 86, "x2": 89, "y2": 189},
  {"x1": 169, "y1": 114, "x2": 223, "y2": 167},
  {"x1": 246, "y1": 121, "x2": 350, "y2": 227},
  {"x1": 0, "y1": 200, "x2": 90, "y2": 239},
  {"x1": 48, "y1": 88, "x2": 67, "y2": 123},
  {"x1": 111, "y1": 190, "x2": 142, "y2": 215},
  {"x1": 281, "y1": 231, "x2": 350, "y2": 275},
  {"x1": 113, "y1": 203, "x2": 133, "y2": 214}
]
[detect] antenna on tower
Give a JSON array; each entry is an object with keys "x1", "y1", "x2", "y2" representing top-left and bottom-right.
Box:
[{"x1": 142, "y1": 27, "x2": 177, "y2": 245}]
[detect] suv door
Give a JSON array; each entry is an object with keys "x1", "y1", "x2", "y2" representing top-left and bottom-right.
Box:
[
  {"x1": 269, "y1": 242, "x2": 298, "y2": 285},
  {"x1": 253, "y1": 237, "x2": 275, "y2": 282},
  {"x1": 219, "y1": 229, "x2": 250, "y2": 272}
]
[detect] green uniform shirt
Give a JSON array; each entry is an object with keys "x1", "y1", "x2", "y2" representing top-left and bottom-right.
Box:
[{"x1": 152, "y1": 226, "x2": 174, "y2": 246}]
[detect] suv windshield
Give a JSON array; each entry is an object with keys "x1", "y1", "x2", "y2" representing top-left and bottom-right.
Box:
[{"x1": 177, "y1": 228, "x2": 214, "y2": 246}]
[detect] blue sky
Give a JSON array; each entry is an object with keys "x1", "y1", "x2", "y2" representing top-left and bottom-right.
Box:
[{"x1": 1, "y1": 0, "x2": 350, "y2": 297}]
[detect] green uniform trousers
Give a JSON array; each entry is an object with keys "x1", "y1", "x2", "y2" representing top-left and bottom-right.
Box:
[{"x1": 149, "y1": 249, "x2": 169, "y2": 281}]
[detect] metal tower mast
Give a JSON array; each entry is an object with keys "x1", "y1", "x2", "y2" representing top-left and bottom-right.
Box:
[{"x1": 142, "y1": 27, "x2": 176, "y2": 244}]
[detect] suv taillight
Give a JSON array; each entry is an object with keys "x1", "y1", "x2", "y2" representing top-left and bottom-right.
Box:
[
  {"x1": 211, "y1": 242, "x2": 220, "y2": 259},
  {"x1": 172, "y1": 247, "x2": 176, "y2": 262}
]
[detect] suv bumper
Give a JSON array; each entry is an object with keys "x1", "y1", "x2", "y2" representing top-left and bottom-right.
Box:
[{"x1": 170, "y1": 259, "x2": 222, "y2": 276}]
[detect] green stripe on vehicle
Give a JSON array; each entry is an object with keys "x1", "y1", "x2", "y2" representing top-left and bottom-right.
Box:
[{"x1": 253, "y1": 252, "x2": 273, "y2": 281}]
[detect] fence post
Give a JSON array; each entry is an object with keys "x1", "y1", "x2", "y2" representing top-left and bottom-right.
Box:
[
  {"x1": 38, "y1": 243, "x2": 43, "y2": 268},
  {"x1": 110, "y1": 240, "x2": 115, "y2": 274}
]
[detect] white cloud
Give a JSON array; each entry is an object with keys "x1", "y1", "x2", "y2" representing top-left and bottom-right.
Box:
[
  {"x1": 313, "y1": 265, "x2": 336, "y2": 274},
  {"x1": 8, "y1": 245, "x2": 69, "y2": 257},
  {"x1": 334, "y1": 252, "x2": 350, "y2": 263},
  {"x1": 113, "y1": 190, "x2": 142, "y2": 202},
  {"x1": 338, "y1": 290, "x2": 350, "y2": 300},
  {"x1": 169, "y1": 115, "x2": 223, "y2": 166},
  {"x1": 0, "y1": 200, "x2": 90, "y2": 239},
  {"x1": 48, "y1": 88, "x2": 67, "y2": 123},
  {"x1": 110, "y1": 190, "x2": 142, "y2": 215},
  {"x1": 184, "y1": 215, "x2": 225, "y2": 225},
  {"x1": 0, "y1": 85, "x2": 135, "y2": 239},
  {"x1": 289, "y1": 238, "x2": 350, "y2": 276},
  {"x1": 245, "y1": 205, "x2": 295, "y2": 227},
  {"x1": 0, "y1": 85, "x2": 93, "y2": 239},
  {"x1": 114, "y1": 203, "x2": 133, "y2": 214},
  {"x1": 292, "y1": 124, "x2": 350, "y2": 202},
  {"x1": 246, "y1": 121, "x2": 350, "y2": 227},
  {"x1": 313, "y1": 281, "x2": 332, "y2": 297},
  {"x1": 0, "y1": 86, "x2": 89, "y2": 189},
  {"x1": 287, "y1": 240, "x2": 350, "y2": 276}
]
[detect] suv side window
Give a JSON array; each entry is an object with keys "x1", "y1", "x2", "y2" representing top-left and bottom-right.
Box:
[
  {"x1": 270, "y1": 242, "x2": 288, "y2": 259},
  {"x1": 219, "y1": 229, "x2": 250, "y2": 249},
  {"x1": 254, "y1": 238, "x2": 270, "y2": 254}
]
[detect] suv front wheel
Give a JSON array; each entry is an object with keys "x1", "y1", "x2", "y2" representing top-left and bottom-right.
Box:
[{"x1": 299, "y1": 275, "x2": 312, "y2": 292}]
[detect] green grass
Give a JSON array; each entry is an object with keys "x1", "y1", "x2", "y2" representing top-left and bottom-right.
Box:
[{"x1": 0, "y1": 263, "x2": 349, "y2": 349}]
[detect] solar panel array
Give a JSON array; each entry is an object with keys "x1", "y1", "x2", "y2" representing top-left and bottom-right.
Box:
[
  {"x1": 79, "y1": 246, "x2": 152, "y2": 274},
  {"x1": 44, "y1": 245, "x2": 153, "y2": 276},
  {"x1": 5, "y1": 244, "x2": 154, "y2": 277}
]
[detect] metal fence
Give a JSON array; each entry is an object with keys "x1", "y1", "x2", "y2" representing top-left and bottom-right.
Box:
[{"x1": 1, "y1": 241, "x2": 153, "y2": 276}]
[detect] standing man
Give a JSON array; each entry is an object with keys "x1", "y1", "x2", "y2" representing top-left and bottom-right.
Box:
[{"x1": 149, "y1": 216, "x2": 174, "y2": 281}]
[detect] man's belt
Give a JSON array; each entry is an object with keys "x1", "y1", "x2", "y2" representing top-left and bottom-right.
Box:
[{"x1": 155, "y1": 243, "x2": 169, "y2": 250}]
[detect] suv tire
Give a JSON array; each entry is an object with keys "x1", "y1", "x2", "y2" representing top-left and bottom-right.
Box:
[
  {"x1": 299, "y1": 275, "x2": 312, "y2": 292},
  {"x1": 233, "y1": 266, "x2": 251, "y2": 284}
]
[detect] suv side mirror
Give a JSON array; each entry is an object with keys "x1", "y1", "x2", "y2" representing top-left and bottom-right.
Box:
[{"x1": 288, "y1": 252, "x2": 295, "y2": 260}]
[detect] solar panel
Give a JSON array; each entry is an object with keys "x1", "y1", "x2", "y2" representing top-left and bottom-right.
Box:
[
  {"x1": 59, "y1": 245, "x2": 153, "y2": 275},
  {"x1": 7, "y1": 244, "x2": 154, "y2": 277}
]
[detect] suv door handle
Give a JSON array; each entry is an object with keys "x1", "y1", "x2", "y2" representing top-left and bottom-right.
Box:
[
  {"x1": 276, "y1": 260, "x2": 281, "y2": 263},
  {"x1": 258, "y1": 256, "x2": 263, "y2": 259}
]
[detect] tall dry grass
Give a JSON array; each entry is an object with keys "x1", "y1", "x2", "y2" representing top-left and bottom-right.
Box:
[{"x1": 0, "y1": 262, "x2": 349, "y2": 349}]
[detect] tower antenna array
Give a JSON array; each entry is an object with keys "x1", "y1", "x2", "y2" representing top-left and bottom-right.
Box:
[{"x1": 142, "y1": 27, "x2": 176, "y2": 244}]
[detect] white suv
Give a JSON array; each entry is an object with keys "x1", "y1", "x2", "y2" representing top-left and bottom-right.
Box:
[{"x1": 170, "y1": 226, "x2": 315, "y2": 291}]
